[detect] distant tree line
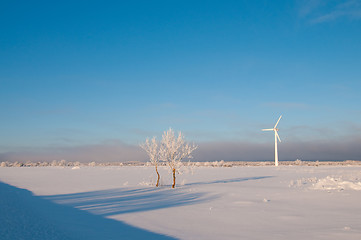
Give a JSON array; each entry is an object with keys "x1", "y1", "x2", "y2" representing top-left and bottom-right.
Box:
[
  {"x1": 0, "y1": 159, "x2": 232, "y2": 168},
  {"x1": 1, "y1": 159, "x2": 359, "y2": 168},
  {"x1": 0, "y1": 160, "x2": 125, "y2": 167}
]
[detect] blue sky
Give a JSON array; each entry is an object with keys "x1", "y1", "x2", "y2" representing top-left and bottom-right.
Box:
[{"x1": 1, "y1": 0, "x2": 361, "y2": 162}]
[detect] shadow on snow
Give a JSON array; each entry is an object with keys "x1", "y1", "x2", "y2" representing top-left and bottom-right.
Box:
[
  {"x1": 45, "y1": 176, "x2": 273, "y2": 217},
  {"x1": 0, "y1": 175, "x2": 273, "y2": 239},
  {"x1": 45, "y1": 187, "x2": 214, "y2": 216},
  {"x1": 0, "y1": 181, "x2": 176, "y2": 240},
  {"x1": 185, "y1": 176, "x2": 274, "y2": 186}
]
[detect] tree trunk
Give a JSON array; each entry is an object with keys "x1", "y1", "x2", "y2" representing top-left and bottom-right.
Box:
[
  {"x1": 172, "y1": 168, "x2": 176, "y2": 188},
  {"x1": 155, "y1": 165, "x2": 160, "y2": 187}
]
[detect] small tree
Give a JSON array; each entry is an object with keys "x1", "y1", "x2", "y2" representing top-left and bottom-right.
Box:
[
  {"x1": 160, "y1": 128, "x2": 198, "y2": 188},
  {"x1": 140, "y1": 137, "x2": 161, "y2": 187}
]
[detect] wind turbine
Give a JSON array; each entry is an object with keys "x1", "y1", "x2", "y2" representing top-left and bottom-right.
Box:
[{"x1": 262, "y1": 115, "x2": 282, "y2": 166}]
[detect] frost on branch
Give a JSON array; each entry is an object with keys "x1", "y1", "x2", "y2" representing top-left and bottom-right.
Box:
[
  {"x1": 160, "y1": 128, "x2": 198, "y2": 188},
  {"x1": 140, "y1": 137, "x2": 161, "y2": 187}
]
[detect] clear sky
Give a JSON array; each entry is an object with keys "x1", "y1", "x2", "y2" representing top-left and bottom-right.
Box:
[{"x1": 1, "y1": 0, "x2": 361, "y2": 162}]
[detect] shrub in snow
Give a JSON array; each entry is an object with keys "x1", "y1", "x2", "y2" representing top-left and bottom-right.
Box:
[
  {"x1": 1, "y1": 162, "x2": 7, "y2": 167},
  {"x1": 58, "y1": 160, "x2": 67, "y2": 166},
  {"x1": 140, "y1": 137, "x2": 161, "y2": 187},
  {"x1": 89, "y1": 161, "x2": 96, "y2": 167},
  {"x1": 13, "y1": 161, "x2": 24, "y2": 167},
  {"x1": 25, "y1": 161, "x2": 33, "y2": 167},
  {"x1": 66, "y1": 162, "x2": 73, "y2": 167},
  {"x1": 219, "y1": 160, "x2": 225, "y2": 167},
  {"x1": 295, "y1": 159, "x2": 302, "y2": 165},
  {"x1": 40, "y1": 162, "x2": 49, "y2": 167},
  {"x1": 160, "y1": 128, "x2": 198, "y2": 188},
  {"x1": 223, "y1": 162, "x2": 233, "y2": 167},
  {"x1": 73, "y1": 161, "x2": 81, "y2": 166}
]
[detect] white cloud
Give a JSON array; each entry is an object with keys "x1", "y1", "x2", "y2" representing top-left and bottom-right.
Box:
[
  {"x1": 298, "y1": 0, "x2": 361, "y2": 23},
  {"x1": 311, "y1": 9, "x2": 361, "y2": 23},
  {"x1": 298, "y1": 0, "x2": 324, "y2": 17}
]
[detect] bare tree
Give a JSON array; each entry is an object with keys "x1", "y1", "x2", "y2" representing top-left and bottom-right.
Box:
[
  {"x1": 140, "y1": 137, "x2": 161, "y2": 187},
  {"x1": 160, "y1": 128, "x2": 198, "y2": 188}
]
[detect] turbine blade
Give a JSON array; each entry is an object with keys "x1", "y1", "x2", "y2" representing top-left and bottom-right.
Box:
[
  {"x1": 275, "y1": 131, "x2": 281, "y2": 142},
  {"x1": 262, "y1": 129, "x2": 273, "y2": 131},
  {"x1": 274, "y1": 115, "x2": 282, "y2": 128}
]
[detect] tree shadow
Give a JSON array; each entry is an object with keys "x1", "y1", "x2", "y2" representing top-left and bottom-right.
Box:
[
  {"x1": 1, "y1": 175, "x2": 273, "y2": 239},
  {"x1": 0, "y1": 181, "x2": 176, "y2": 240},
  {"x1": 44, "y1": 176, "x2": 273, "y2": 217},
  {"x1": 184, "y1": 176, "x2": 274, "y2": 186},
  {"x1": 45, "y1": 187, "x2": 215, "y2": 216}
]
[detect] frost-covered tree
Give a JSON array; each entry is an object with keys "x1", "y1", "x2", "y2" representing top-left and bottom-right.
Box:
[
  {"x1": 160, "y1": 128, "x2": 198, "y2": 188},
  {"x1": 89, "y1": 161, "x2": 96, "y2": 167},
  {"x1": 59, "y1": 159, "x2": 67, "y2": 167},
  {"x1": 73, "y1": 161, "x2": 81, "y2": 167},
  {"x1": 140, "y1": 137, "x2": 161, "y2": 187}
]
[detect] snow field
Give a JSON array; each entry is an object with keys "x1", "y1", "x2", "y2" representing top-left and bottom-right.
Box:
[{"x1": 1, "y1": 165, "x2": 361, "y2": 239}]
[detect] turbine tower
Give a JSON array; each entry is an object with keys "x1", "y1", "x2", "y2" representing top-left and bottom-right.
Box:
[{"x1": 262, "y1": 115, "x2": 282, "y2": 166}]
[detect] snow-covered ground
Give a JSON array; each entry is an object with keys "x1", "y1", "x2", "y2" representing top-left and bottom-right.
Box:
[{"x1": 1, "y1": 165, "x2": 361, "y2": 239}]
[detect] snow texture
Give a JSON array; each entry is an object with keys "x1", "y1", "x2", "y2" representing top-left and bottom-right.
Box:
[
  {"x1": 312, "y1": 176, "x2": 361, "y2": 191},
  {"x1": 1, "y1": 166, "x2": 361, "y2": 240}
]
